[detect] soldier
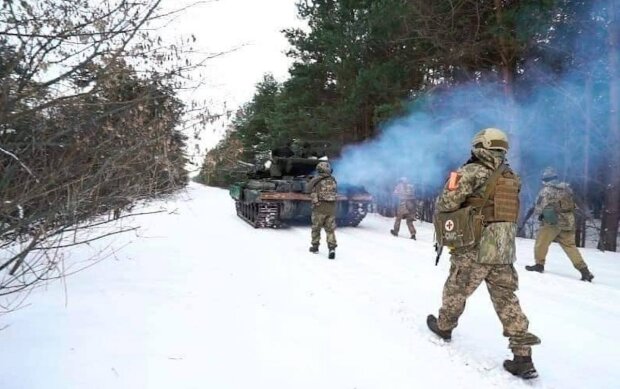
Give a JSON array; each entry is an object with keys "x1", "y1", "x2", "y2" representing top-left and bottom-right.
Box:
[
  {"x1": 290, "y1": 139, "x2": 303, "y2": 157},
  {"x1": 390, "y1": 177, "x2": 417, "y2": 239},
  {"x1": 524, "y1": 167, "x2": 594, "y2": 281},
  {"x1": 307, "y1": 161, "x2": 337, "y2": 259},
  {"x1": 272, "y1": 141, "x2": 294, "y2": 158},
  {"x1": 427, "y1": 128, "x2": 541, "y2": 379}
]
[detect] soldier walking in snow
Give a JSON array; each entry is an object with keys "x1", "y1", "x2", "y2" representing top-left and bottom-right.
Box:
[
  {"x1": 428, "y1": 128, "x2": 541, "y2": 379},
  {"x1": 524, "y1": 167, "x2": 594, "y2": 281},
  {"x1": 390, "y1": 177, "x2": 417, "y2": 239},
  {"x1": 307, "y1": 161, "x2": 337, "y2": 259}
]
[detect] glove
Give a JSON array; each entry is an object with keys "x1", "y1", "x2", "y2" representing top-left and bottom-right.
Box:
[{"x1": 538, "y1": 214, "x2": 543, "y2": 221}]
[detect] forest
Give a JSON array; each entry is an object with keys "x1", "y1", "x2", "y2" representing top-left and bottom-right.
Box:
[{"x1": 199, "y1": 0, "x2": 620, "y2": 252}]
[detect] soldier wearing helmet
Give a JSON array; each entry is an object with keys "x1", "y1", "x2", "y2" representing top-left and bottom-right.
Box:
[
  {"x1": 306, "y1": 161, "x2": 338, "y2": 259},
  {"x1": 391, "y1": 176, "x2": 417, "y2": 239},
  {"x1": 427, "y1": 128, "x2": 541, "y2": 379},
  {"x1": 524, "y1": 167, "x2": 594, "y2": 281}
]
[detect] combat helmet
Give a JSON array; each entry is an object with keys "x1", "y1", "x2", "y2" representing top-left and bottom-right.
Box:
[
  {"x1": 317, "y1": 161, "x2": 332, "y2": 174},
  {"x1": 542, "y1": 167, "x2": 558, "y2": 181},
  {"x1": 471, "y1": 128, "x2": 509, "y2": 152}
]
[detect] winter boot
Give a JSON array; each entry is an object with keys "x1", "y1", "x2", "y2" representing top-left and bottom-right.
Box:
[
  {"x1": 503, "y1": 355, "x2": 538, "y2": 379},
  {"x1": 309, "y1": 245, "x2": 319, "y2": 254},
  {"x1": 525, "y1": 264, "x2": 544, "y2": 273},
  {"x1": 579, "y1": 267, "x2": 594, "y2": 282},
  {"x1": 411, "y1": 234, "x2": 416, "y2": 240},
  {"x1": 390, "y1": 229, "x2": 398, "y2": 237},
  {"x1": 328, "y1": 249, "x2": 336, "y2": 260},
  {"x1": 426, "y1": 314, "x2": 451, "y2": 341}
]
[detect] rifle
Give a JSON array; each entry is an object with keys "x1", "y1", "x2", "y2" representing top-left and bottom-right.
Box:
[
  {"x1": 434, "y1": 242, "x2": 444, "y2": 266},
  {"x1": 236, "y1": 160, "x2": 254, "y2": 168}
]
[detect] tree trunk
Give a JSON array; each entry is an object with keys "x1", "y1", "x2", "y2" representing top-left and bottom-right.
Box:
[
  {"x1": 493, "y1": 0, "x2": 521, "y2": 170},
  {"x1": 599, "y1": 0, "x2": 620, "y2": 252},
  {"x1": 577, "y1": 75, "x2": 593, "y2": 248}
]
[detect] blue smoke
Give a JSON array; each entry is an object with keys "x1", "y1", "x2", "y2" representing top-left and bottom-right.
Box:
[{"x1": 333, "y1": 2, "x2": 617, "y2": 209}]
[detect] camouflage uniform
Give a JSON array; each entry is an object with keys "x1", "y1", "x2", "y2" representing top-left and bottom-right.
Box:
[
  {"x1": 533, "y1": 178, "x2": 589, "y2": 271},
  {"x1": 392, "y1": 180, "x2": 417, "y2": 237},
  {"x1": 308, "y1": 163, "x2": 337, "y2": 250},
  {"x1": 434, "y1": 147, "x2": 540, "y2": 357}
]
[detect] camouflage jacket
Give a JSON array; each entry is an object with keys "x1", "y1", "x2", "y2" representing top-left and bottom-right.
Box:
[
  {"x1": 308, "y1": 173, "x2": 337, "y2": 204},
  {"x1": 436, "y1": 148, "x2": 518, "y2": 265},
  {"x1": 534, "y1": 180, "x2": 576, "y2": 230},
  {"x1": 393, "y1": 182, "x2": 415, "y2": 215}
]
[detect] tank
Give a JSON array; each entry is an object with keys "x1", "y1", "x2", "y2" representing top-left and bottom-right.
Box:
[{"x1": 229, "y1": 156, "x2": 372, "y2": 228}]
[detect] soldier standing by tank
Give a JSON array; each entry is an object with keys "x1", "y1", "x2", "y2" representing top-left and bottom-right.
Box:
[
  {"x1": 524, "y1": 167, "x2": 594, "y2": 281},
  {"x1": 391, "y1": 177, "x2": 417, "y2": 239},
  {"x1": 427, "y1": 128, "x2": 541, "y2": 379},
  {"x1": 307, "y1": 161, "x2": 337, "y2": 259}
]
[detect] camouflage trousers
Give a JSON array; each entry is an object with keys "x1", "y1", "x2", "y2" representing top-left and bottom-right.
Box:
[
  {"x1": 311, "y1": 202, "x2": 337, "y2": 249},
  {"x1": 393, "y1": 202, "x2": 416, "y2": 236},
  {"x1": 393, "y1": 213, "x2": 416, "y2": 236},
  {"x1": 535, "y1": 225, "x2": 587, "y2": 270},
  {"x1": 437, "y1": 252, "x2": 540, "y2": 356}
]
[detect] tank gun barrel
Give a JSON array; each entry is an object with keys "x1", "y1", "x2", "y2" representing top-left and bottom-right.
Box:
[{"x1": 237, "y1": 160, "x2": 255, "y2": 168}]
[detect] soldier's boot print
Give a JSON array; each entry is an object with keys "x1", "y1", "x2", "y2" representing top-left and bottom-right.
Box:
[
  {"x1": 309, "y1": 245, "x2": 319, "y2": 254},
  {"x1": 503, "y1": 355, "x2": 538, "y2": 379},
  {"x1": 525, "y1": 264, "x2": 544, "y2": 273},
  {"x1": 579, "y1": 267, "x2": 594, "y2": 282},
  {"x1": 328, "y1": 248, "x2": 335, "y2": 260},
  {"x1": 426, "y1": 315, "x2": 452, "y2": 341}
]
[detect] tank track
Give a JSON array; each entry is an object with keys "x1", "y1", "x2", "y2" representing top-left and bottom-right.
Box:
[
  {"x1": 337, "y1": 207, "x2": 368, "y2": 227},
  {"x1": 235, "y1": 201, "x2": 282, "y2": 228}
]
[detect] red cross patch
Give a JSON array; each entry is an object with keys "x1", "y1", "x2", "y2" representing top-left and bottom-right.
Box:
[{"x1": 445, "y1": 220, "x2": 455, "y2": 232}]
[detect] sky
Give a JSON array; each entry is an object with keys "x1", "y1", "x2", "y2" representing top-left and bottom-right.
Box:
[{"x1": 158, "y1": 0, "x2": 302, "y2": 167}]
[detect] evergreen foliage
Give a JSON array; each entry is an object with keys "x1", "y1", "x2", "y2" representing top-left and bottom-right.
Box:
[{"x1": 202, "y1": 0, "x2": 619, "y2": 250}]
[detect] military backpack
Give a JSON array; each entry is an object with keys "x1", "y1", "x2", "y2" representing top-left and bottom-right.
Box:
[{"x1": 554, "y1": 186, "x2": 576, "y2": 212}]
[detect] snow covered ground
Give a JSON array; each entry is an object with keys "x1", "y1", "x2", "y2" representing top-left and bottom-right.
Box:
[{"x1": 1, "y1": 183, "x2": 619, "y2": 389}]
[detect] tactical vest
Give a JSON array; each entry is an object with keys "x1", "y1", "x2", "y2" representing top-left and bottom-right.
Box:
[
  {"x1": 434, "y1": 164, "x2": 520, "y2": 249},
  {"x1": 464, "y1": 164, "x2": 520, "y2": 224}
]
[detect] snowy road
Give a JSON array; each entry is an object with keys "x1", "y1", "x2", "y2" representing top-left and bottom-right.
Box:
[{"x1": 1, "y1": 183, "x2": 619, "y2": 389}]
